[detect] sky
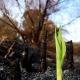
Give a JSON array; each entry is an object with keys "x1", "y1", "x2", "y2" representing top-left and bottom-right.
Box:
[
  {"x1": 0, "y1": 0, "x2": 80, "y2": 42},
  {"x1": 49, "y1": 0, "x2": 80, "y2": 42}
]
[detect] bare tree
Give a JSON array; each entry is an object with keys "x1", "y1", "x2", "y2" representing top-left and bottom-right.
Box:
[
  {"x1": 0, "y1": 0, "x2": 59, "y2": 43},
  {"x1": 24, "y1": 0, "x2": 59, "y2": 44},
  {"x1": 0, "y1": 0, "x2": 60, "y2": 72}
]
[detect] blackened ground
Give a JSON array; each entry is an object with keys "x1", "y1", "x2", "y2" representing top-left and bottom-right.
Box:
[
  {"x1": 0, "y1": 41, "x2": 80, "y2": 80},
  {"x1": 21, "y1": 56, "x2": 80, "y2": 80},
  {"x1": 21, "y1": 63, "x2": 80, "y2": 80},
  {"x1": 0, "y1": 57, "x2": 80, "y2": 80}
]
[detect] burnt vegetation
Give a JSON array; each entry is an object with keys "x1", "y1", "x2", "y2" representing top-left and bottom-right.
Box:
[
  {"x1": 0, "y1": 0, "x2": 75, "y2": 80},
  {"x1": 0, "y1": 0, "x2": 59, "y2": 79}
]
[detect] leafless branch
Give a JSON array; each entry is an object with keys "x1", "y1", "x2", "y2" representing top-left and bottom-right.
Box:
[
  {"x1": 39, "y1": 0, "x2": 42, "y2": 12},
  {"x1": 34, "y1": 0, "x2": 50, "y2": 43},
  {"x1": 62, "y1": 16, "x2": 80, "y2": 27},
  {"x1": 0, "y1": 10, "x2": 25, "y2": 41},
  {"x1": 4, "y1": 41, "x2": 15, "y2": 58},
  {"x1": 15, "y1": 0, "x2": 24, "y2": 13}
]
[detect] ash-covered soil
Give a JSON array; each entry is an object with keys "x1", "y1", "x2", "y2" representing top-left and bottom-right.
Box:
[
  {"x1": 0, "y1": 41, "x2": 80, "y2": 80},
  {"x1": 21, "y1": 66, "x2": 80, "y2": 80},
  {"x1": 0, "y1": 57, "x2": 80, "y2": 80}
]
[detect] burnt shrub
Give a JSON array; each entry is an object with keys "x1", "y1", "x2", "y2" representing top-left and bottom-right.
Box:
[
  {"x1": 0, "y1": 56, "x2": 21, "y2": 80},
  {"x1": 0, "y1": 41, "x2": 47, "y2": 74},
  {"x1": 21, "y1": 45, "x2": 42, "y2": 72},
  {"x1": 63, "y1": 40, "x2": 74, "y2": 70}
]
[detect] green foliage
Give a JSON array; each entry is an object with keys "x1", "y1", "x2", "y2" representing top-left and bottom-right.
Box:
[{"x1": 55, "y1": 27, "x2": 66, "y2": 80}]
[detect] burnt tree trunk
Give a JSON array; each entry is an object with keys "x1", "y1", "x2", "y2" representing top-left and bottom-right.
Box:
[
  {"x1": 40, "y1": 30, "x2": 47, "y2": 72},
  {"x1": 66, "y1": 40, "x2": 74, "y2": 70}
]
